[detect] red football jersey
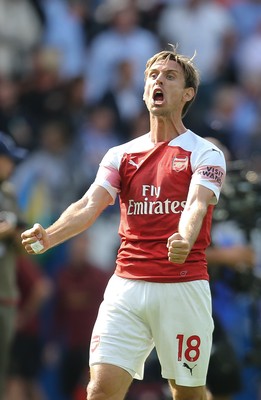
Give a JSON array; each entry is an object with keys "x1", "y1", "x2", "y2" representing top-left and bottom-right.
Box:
[{"x1": 94, "y1": 130, "x2": 226, "y2": 282}]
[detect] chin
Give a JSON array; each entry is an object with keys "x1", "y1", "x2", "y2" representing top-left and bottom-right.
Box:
[{"x1": 151, "y1": 107, "x2": 166, "y2": 116}]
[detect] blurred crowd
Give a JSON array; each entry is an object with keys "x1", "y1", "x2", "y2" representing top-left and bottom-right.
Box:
[{"x1": 0, "y1": 0, "x2": 261, "y2": 399}]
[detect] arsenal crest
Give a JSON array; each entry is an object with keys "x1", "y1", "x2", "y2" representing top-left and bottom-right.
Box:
[{"x1": 172, "y1": 155, "x2": 189, "y2": 172}]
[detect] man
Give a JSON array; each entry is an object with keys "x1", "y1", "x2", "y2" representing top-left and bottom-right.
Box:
[
  {"x1": 21, "y1": 48, "x2": 226, "y2": 400},
  {"x1": 0, "y1": 132, "x2": 26, "y2": 399}
]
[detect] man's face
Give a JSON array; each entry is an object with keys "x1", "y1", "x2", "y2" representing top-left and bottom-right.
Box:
[{"x1": 143, "y1": 59, "x2": 193, "y2": 117}]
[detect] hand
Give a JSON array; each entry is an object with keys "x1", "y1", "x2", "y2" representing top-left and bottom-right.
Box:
[
  {"x1": 167, "y1": 232, "x2": 191, "y2": 264},
  {"x1": 21, "y1": 223, "x2": 48, "y2": 254}
]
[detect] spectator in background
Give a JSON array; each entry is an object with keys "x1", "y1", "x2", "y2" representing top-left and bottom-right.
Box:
[
  {"x1": 27, "y1": 0, "x2": 46, "y2": 25},
  {"x1": 196, "y1": 83, "x2": 244, "y2": 159},
  {"x1": 20, "y1": 47, "x2": 68, "y2": 134},
  {"x1": 127, "y1": 109, "x2": 150, "y2": 140},
  {"x1": 5, "y1": 254, "x2": 52, "y2": 400},
  {"x1": 157, "y1": 0, "x2": 237, "y2": 128},
  {"x1": 40, "y1": 0, "x2": 87, "y2": 79},
  {"x1": 86, "y1": 0, "x2": 160, "y2": 102},
  {"x1": 215, "y1": 0, "x2": 239, "y2": 6},
  {"x1": 101, "y1": 59, "x2": 146, "y2": 139},
  {"x1": 52, "y1": 233, "x2": 110, "y2": 399},
  {"x1": 193, "y1": 78, "x2": 261, "y2": 162},
  {"x1": 247, "y1": 123, "x2": 261, "y2": 176},
  {"x1": 77, "y1": 104, "x2": 120, "y2": 185},
  {"x1": 0, "y1": 133, "x2": 26, "y2": 400},
  {"x1": 234, "y1": 20, "x2": 261, "y2": 76},
  {"x1": 11, "y1": 118, "x2": 83, "y2": 228},
  {"x1": 64, "y1": 76, "x2": 87, "y2": 134},
  {"x1": 0, "y1": 75, "x2": 36, "y2": 151},
  {"x1": 0, "y1": 0, "x2": 43, "y2": 77},
  {"x1": 228, "y1": 72, "x2": 261, "y2": 160},
  {"x1": 206, "y1": 207, "x2": 259, "y2": 400},
  {"x1": 205, "y1": 137, "x2": 259, "y2": 400},
  {"x1": 229, "y1": 0, "x2": 261, "y2": 40}
]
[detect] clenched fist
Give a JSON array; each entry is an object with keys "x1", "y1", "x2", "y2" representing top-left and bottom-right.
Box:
[
  {"x1": 167, "y1": 232, "x2": 191, "y2": 264},
  {"x1": 21, "y1": 223, "x2": 48, "y2": 254}
]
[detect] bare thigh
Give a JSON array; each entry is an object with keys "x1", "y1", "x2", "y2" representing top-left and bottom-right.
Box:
[
  {"x1": 169, "y1": 379, "x2": 207, "y2": 400},
  {"x1": 87, "y1": 363, "x2": 133, "y2": 400}
]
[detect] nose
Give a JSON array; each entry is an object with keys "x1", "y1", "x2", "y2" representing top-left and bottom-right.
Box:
[{"x1": 156, "y1": 73, "x2": 163, "y2": 85}]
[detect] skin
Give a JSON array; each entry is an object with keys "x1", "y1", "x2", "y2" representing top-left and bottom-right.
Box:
[
  {"x1": 21, "y1": 59, "x2": 214, "y2": 400},
  {"x1": 206, "y1": 245, "x2": 255, "y2": 270}
]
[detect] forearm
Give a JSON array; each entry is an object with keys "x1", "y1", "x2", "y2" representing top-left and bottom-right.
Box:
[
  {"x1": 46, "y1": 197, "x2": 96, "y2": 248},
  {"x1": 21, "y1": 185, "x2": 112, "y2": 254},
  {"x1": 168, "y1": 186, "x2": 213, "y2": 264},
  {"x1": 206, "y1": 245, "x2": 255, "y2": 269},
  {"x1": 178, "y1": 201, "x2": 208, "y2": 250},
  {"x1": 206, "y1": 246, "x2": 232, "y2": 265}
]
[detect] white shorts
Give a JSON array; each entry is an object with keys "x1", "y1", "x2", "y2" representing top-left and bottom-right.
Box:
[{"x1": 89, "y1": 274, "x2": 214, "y2": 387}]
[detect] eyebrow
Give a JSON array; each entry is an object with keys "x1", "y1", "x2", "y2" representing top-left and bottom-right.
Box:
[{"x1": 149, "y1": 68, "x2": 179, "y2": 75}]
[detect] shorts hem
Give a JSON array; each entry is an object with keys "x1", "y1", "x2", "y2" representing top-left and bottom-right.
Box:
[
  {"x1": 90, "y1": 359, "x2": 140, "y2": 379},
  {"x1": 162, "y1": 372, "x2": 206, "y2": 387}
]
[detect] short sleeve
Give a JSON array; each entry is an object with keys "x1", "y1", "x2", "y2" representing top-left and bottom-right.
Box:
[
  {"x1": 93, "y1": 148, "x2": 122, "y2": 205},
  {"x1": 191, "y1": 147, "x2": 226, "y2": 205}
]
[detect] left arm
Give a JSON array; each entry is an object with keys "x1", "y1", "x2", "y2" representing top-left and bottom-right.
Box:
[{"x1": 167, "y1": 184, "x2": 214, "y2": 264}]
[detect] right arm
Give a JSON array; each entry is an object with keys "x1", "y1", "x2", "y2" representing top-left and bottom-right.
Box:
[{"x1": 21, "y1": 184, "x2": 113, "y2": 254}]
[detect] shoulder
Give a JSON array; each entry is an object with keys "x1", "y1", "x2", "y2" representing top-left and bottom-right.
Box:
[
  {"x1": 99, "y1": 133, "x2": 153, "y2": 172},
  {"x1": 174, "y1": 130, "x2": 222, "y2": 151},
  {"x1": 103, "y1": 133, "x2": 152, "y2": 159},
  {"x1": 172, "y1": 130, "x2": 226, "y2": 170},
  {"x1": 170, "y1": 130, "x2": 212, "y2": 151},
  {"x1": 117, "y1": 133, "x2": 152, "y2": 153}
]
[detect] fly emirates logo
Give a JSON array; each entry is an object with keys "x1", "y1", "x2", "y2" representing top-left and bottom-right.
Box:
[{"x1": 127, "y1": 185, "x2": 186, "y2": 215}]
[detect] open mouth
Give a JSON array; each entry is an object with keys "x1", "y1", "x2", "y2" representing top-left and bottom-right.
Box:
[{"x1": 153, "y1": 89, "x2": 164, "y2": 105}]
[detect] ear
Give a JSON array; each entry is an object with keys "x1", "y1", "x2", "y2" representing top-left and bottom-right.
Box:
[{"x1": 183, "y1": 87, "x2": 194, "y2": 102}]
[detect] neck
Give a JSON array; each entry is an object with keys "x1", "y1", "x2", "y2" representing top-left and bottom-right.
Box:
[{"x1": 149, "y1": 115, "x2": 187, "y2": 143}]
